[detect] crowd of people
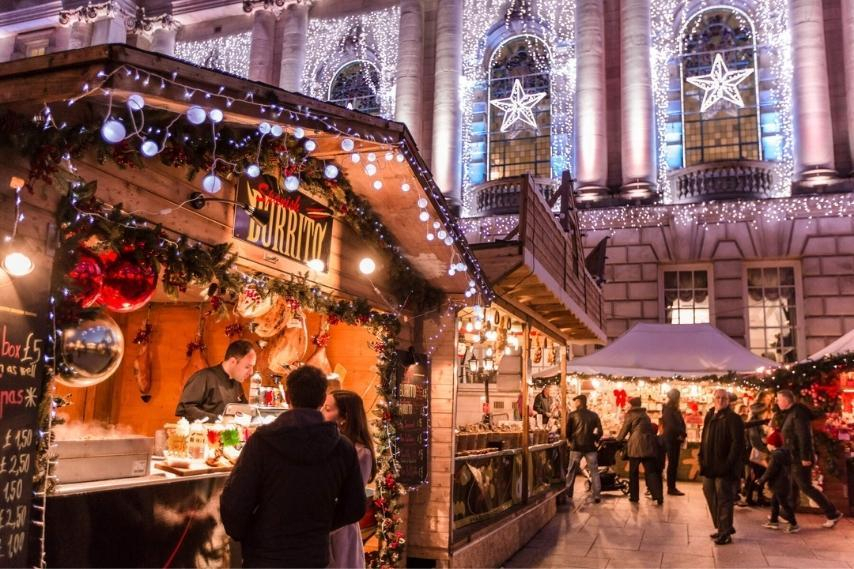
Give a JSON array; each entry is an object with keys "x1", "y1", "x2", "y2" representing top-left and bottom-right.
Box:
[{"x1": 565, "y1": 386, "x2": 845, "y2": 546}]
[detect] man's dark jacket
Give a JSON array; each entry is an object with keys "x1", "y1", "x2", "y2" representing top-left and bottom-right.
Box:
[
  {"x1": 699, "y1": 406, "x2": 745, "y2": 479},
  {"x1": 566, "y1": 407, "x2": 603, "y2": 453},
  {"x1": 220, "y1": 408, "x2": 366, "y2": 568},
  {"x1": 660, "y1": 403, "x2": 686, "y2": 443},
  {"x1": 176, "y1": 365, "x2": 246, "y2": 421},
  {"x1": 780, "y1": 403, "x2": 815, "y2": 463},
  {"x1": 616, "y1": 407, "x2": 659, "y2": 458},
  {"x1": 756, "y1": 447, "x2": 793, "y2": 496}
]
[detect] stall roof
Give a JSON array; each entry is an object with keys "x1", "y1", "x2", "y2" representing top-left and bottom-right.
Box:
[
  {"x1": 0, "y1": 44, "x2": 492, "y2": 301},
  {"x1": 809, "y1": 328, "x2": 854, "y2": 360},
  {"x1": 567, "y1": 323, "x2": 778, "y2": 377}
]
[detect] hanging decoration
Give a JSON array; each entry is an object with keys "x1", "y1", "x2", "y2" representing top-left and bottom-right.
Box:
[
  {"x1": 489, "y1": 79, "x2": 547, "y2": 131},
  {"x1": 66, "y1": 252, "x2": 104, "y2": 308},
  {"x1": 685, "y1": 53, "x2": 754, "y2": 113},
  {"x1": 132, "y1": 315, "x2": 154, "y2": 403},
  {"x1": 99, "y1": 254, "x2": 158, "y2": 313},
  {"x1": 56, "y1": 314, "x2": 125, "y2": 388}
]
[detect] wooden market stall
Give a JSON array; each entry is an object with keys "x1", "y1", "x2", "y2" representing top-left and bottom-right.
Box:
[{"x1": 0, "y1": 44, "x2": 493, "y2": 568}]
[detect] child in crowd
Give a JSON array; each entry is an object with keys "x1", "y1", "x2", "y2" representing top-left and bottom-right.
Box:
[{"x1": 757, "y1": 429, "x2": 799, "y2": 534}]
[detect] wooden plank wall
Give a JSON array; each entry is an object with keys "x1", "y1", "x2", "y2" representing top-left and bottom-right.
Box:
[{"x1": 406, "y1": 311, "x2": 456, "y2": 560}]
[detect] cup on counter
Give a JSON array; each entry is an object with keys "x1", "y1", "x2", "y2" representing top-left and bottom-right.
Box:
[{"x1": 153, "y1": 429, "x2": 166, "y2": 456}]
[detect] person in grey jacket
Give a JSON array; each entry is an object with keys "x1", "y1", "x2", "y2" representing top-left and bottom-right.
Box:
[
  {"x1": 617, "y1": 397, "x2": 663, "y2": 504},
  {"x1": 777, "y1": 389, "x2": 843, "y2": 528}
]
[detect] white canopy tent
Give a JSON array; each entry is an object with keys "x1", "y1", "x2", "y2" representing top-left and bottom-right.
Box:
[
  {"x1": 568, "y1": 323, "x2": 778, "y2": 378},
  {"x1": 809, "y1": 328, "x2": 854, "y2": 360}
]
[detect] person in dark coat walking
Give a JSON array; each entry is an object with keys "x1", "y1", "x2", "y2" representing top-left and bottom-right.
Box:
[
  {"x1": 699, "y1": 389, "x2": 745, "y2": 545},
  {"x1": 617, "y1": 397, "x2": 663, "y2": 504},
  {"x1": 220, "y1": 365, "x2": 366, "y2": 567},
  {"x1": 660, "y1": 388, "x2": 687, "y2": 496},
  {"x1": 776, "y1": 389, "x2": 844, "y2": 528},
  {"x1": 757, "y1": 429, "x2": 799, "y2": 533},
  {"x1": 743, "y1": 402, "x2": 770, "y2": 506},
  {"x1": 565, "y1": 394, "x2": 603, "y2": 503}
]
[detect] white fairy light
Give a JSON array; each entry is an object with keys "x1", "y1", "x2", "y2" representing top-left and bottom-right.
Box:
[
  {"x1": 100, "y1": 119, "x2": 126, "y2": 143},
  {"x1": 270, "y1": 125, "x2": 283, "y2": 137},
  {"x1": 419, "y1": 211, "x2": 430, "y2": 222},
  {"x1": 202, "y1": 173, "x2": 222, "y2": 194},
  {"x1": 126, "y1": 94, "x2": 145, "y2": 111},
  {"x1": 373, "y1": 180, "x2": 383, "y2": 190},
  {"x1": 341, "y1": 138, "x2": 355, "y2": 152},
  {"x1": 246, "y1": 164, "x2": 261, "y2": 178},
  {"x1": 293, "y1": 127, "x2": 305, "y2": 139},
  {"x1": 351, "y1": 153, "x2": 362, "y2": 163},
  {"x1": 324, "y1": 164, "x2": 339, "y2": 179},
  {"x1": 284, "y1": 176, "x2": 300, "y2": 192},
  {"x1": 401, "y1": 183, "x2": 411, "y2": 192},
  {"x1": 365, "y1": 163, "x2": 377, "y2": 176},
  {"x1": 140, "y1": 139, "x2": 159, "y2": 157},
  {"x1": 259, "y1": 122, "x2": 271, "y2": 134},
  {"x1": 303, "y1": 6, "x2": 401, "y2": 119},
  {"x1": 175, "y1": 32, "x2": 252, "y2": 78},
  {"x1": 186, "y1": 106, "x2": 206, "y2": 125}
]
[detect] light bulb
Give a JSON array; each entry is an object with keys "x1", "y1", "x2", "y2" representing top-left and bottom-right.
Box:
[
  {"x1": 304, "y1": 139, "x2": 317, "y2": 152},
  {"x1": 351, "y1": 153, "x2": 361, "y2": 163},
  {"x1": 437, "y1": 230, "x2": 447, "y2": 240},
  {"x1": 373, "y1": 180, "x2": 383, "y2": 190},
  {"x1": 448, "y1": 268, "x2": 456, "y2": 276},
  {"x1": 367, "y1": 153, "x2": 377, "y2": 162},
  {"x1": 100, "y1": 119, "x2": 126, "y2": 143},
  {"x1": 186, "y1": 106, "x2": 206, "y2": 125},
  {"x1": 140, "y1": 139, "x2": 158, "y2": 157},
  {"x1": 307, "y1": 259, "x2": 325, "y2": 272},
  {"x1": 2, "y1": 251, "x2": 33, "y2": 277},
  {"x1": 293, "y1": 127, "x2": 305, "y2": 139},
  {"x1": 419, "y1": 211, "x2": 430, "y2": 222},
  {"x1": 209, "y1": 109, "x2": 224, "y2": 123},
  {"x1": 417, "y1": 198, "x2": 428, "y2": 208},
  {"x1": 127, "y1": 93, "x2": 145, "y2": 111},
  {"x1": 385, "y1": 152, "x2": 394, "y2": 161},
  {"x1": 455, "y1": 263, "x2": 466, "y2": 271},
  {"x1": 359, "y1": 257, "x2": 376, "y2": 275},
  {"x1": 341, "y1": 138, "x2": 355, "y2": 152},
  {"x1": 465, "y1": 322, "x2": 474, "y2": 332},
  {"x1": 259, "y1": 122, "x2": 271, "y2": 134},
  {"x1": 395, "y1": 153, "x2": 405, "y2": 162},
  {"x1": 324, "y1": 164, "x2": 339, "y2": 179},
  {"x1": 271, "y1": 125, "x2": 283, "y2": 137},
  {"x1": 401, "y1": 183, "x2": 411, "y2": 192},
  {"x1": 444, "y1": 236, "x2": 454, "y2": 246},
  {"x1": 246, "y1": 164, "x2": 261, "y2": 178},
  {"x1": 202, "y1": 173, "x2": 222, "y2": 193},
  {"x1": 432, "y1": 221, "x2": 441, "y2": 229},
  {"x1": 284, "y1": 176, "x2": 300, "y2": 192},
  {"x1": 364, "y1": 164, "x2": 377, "y2": 176}
]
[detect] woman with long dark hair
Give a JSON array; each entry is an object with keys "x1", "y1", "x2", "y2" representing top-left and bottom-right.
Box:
[{"x1": 322, "y1": 389, "x2": 376, "y2": 568}]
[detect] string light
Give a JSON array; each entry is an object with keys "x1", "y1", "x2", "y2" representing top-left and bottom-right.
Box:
[
  {"x1": 302, "y1": 6, "x2": 401, "y2": 119},
  {"x1": 175, "y1": 32, "x2": 252, "y2": 78}
]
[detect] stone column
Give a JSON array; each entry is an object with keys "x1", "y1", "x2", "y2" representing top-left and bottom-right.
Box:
[
  {"x1": 279, "y1": 3, "x2": 310, "y2": 93},
  {"x1": 841, "y1": 0, "x2": 854, "y2": 172},
  {"x1": 620, "y1": 0, "x2": 653, "y2": 196},
  {"x1": 69, "y1": 21, "x2": 93, "y2": 49},
  {"x1": 249, "y1": 9, "x2": 277, "y2": 84},
  {"x1": 0, "y1": 36, "x2": 15, "y2": 63},
  {"x1": 50, "y1": 26, "x2": 72, "y2": 53},
  {"x1": 395, "y1": 0, "x2": 424, "y2": 145},
  {"x1": 91, "y1": 17, "x2": 126, "y2": 45},
  {"x1": 151, "y1": 27, "x2": 177, "y2": 56},
  {"x1": 431, "y1": 0, "x2": 463, "y2": 209},
  {"x1": 576, "y1": 0, "x2": 608, "y2": 197},
  {"x1": 790, "y1": 0, "x2": 836, "y2": 177}
]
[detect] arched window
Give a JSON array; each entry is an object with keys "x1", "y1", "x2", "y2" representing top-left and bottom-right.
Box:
[
  {"x1": 487, "y1": 35, "x2": 551, "y2": 180},
  {"x1": 676, "y1": 8, "x2": 761, "y2": 166},
  {"x1": 328, "y1": 60, "x2": 381, "y2": 116}
]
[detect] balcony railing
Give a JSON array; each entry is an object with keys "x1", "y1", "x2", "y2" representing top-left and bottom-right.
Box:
[
  {"x1": 668, "y1": 160, "x2": 775, "y2": 204},
  {"x1": 471, "y1": 177, "x2": 555, "y2": 217}
]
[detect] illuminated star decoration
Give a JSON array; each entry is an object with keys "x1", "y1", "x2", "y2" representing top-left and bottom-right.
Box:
[
  {"x1": 686, "y1": 53, "x2": 754, "y2": 113},
  {"x1": 490, "y1": 79, "x2": 547, "y2": 132}
]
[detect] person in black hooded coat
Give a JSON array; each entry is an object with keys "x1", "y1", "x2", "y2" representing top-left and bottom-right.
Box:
[
  {"x1": 220, "y1": 366, "x2": 366, "y2": 568},
  {"x1": 616, "y1": 397, "x2": 663, "y2": 504}
]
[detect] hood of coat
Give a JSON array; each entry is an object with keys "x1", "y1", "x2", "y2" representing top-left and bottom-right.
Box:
[
  {"x1": 625, "y1": 407, "x2": 648, "y2": 418},
  {"x1": 253, "y1": 408, "x2": 343, "y2": 463}
]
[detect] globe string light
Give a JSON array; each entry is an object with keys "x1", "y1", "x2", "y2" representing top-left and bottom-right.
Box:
[
  {"x1": 50, "y1": 62, "x2": 494, "y2": 303},
  {"x1": 461, "y1": 0, "x2": 576, "y2": 216},
  {"x1": 175, "y1": 32, "x2": 253, "y2": 79},
  {"x1": 650, "y1": 0, "x2": 794, "y2": 202},
  {"x1": 302, "y1": 6, "x2": 401, "y2": 120}
]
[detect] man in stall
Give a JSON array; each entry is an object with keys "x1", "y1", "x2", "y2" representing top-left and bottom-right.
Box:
[{"x1": 176, "y1": 339, "x2": 256, "y2": 421}]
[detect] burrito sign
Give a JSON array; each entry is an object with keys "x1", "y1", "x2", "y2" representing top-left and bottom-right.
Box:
[{"x1": 233, "y1": 175, "x2": 333, "y2": 268}]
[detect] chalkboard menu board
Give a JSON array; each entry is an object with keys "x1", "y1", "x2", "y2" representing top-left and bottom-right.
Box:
[
  {"x1": 0, "y1": 267, "x2": 49, "y2": 568},
  {"x1": 395, "y1": 350, "x2": 430, "y2": 488}
]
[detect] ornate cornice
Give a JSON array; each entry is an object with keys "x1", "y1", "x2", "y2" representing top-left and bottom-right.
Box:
[
  {"x1": 242, "y1": 0, "x2": 313, "y2": 15},
  {"x1": 58, "y1": 1, "x2": 121, "y2": 26},
  {"x1": 126, "y1": 8, "x2": 181, "y2": 35}
]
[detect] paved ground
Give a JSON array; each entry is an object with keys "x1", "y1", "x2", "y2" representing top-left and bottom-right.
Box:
[{"x1": 503, "y1": 481, "x2": 853, "y2": 568}]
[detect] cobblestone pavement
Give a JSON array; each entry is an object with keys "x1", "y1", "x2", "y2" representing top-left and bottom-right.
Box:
[{"x1": 503, "y1": 481, "x2": 853, "y2": 568}]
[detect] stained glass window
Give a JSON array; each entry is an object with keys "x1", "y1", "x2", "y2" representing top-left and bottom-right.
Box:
[
  {"x1": 487, "y1": 36, "x2": 551, "y2": 180},
  {"x1": 328, "y1": 61, "x2": 382, "y2": 116}
]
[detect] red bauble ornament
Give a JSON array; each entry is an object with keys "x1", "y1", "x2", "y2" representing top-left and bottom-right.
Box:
[
  {"x1": 67, "y1": 253, "x2": 104, "y2": 308},
  {"x1": 99, "y1": 255, "x2": 158, "y2": 313}
]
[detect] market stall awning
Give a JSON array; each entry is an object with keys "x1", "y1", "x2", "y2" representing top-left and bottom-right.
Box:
[
  {"x1": 809, "y1": 328, "x2": 854, "y2": 359},
  {"x1": 568, "y1": 323, "x2": 778, "y2": 377}
]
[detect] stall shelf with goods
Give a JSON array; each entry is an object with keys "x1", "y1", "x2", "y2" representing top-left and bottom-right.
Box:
[{"x1": 0, "y1": 45, "x2": 494, "y2": 568}]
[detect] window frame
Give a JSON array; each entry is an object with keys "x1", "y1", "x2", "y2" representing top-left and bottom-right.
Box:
[
  {"x1": 326, "y1": 59, "x2": 382, "y2": 116},
  {"x1": 658, "y1": 263, "x2": 716, "y2": 325},
  {"x1": 742, "y1": 260, "x2": 805, "y2": 363},
  {"x1": 485, "y1": 34, "x2": 552, "y2": 181}
]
